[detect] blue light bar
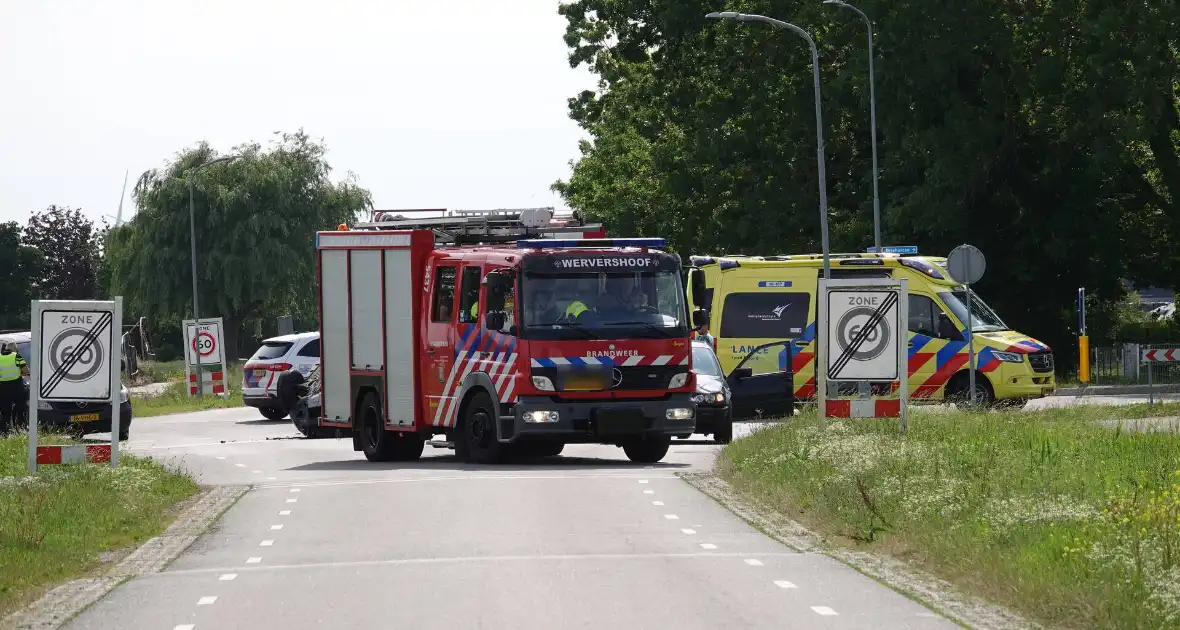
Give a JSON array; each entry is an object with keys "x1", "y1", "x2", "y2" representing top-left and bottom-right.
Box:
[
  {"x1": 866, "y1": 245, "x2": 919, "y2": 254},
  {"x1": 517, "y1": 237, "x2": 666, "y2": 249}
]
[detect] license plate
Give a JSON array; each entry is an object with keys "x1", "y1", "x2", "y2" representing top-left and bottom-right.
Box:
[
  {"x1": 564, "y1": 373, "x2": 605, "y2": 391},
  {"x1": 593, "y1": 409, "x2": 645, "y2": 436},
  {"x1": 253, "y1": 369, "x2": 267, "y2": 377},
  {"x1": 72, "y1": 413, "x2": 100, "y2": 423}
]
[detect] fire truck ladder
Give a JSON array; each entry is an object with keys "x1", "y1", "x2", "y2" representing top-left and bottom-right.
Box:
[{"x1": 351, "y1": 207, "x2": 603, "y2": 245}]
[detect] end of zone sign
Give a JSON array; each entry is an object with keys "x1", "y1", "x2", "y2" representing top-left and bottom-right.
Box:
[
  {"x1": 826, "y1": 288, "x2": 902, "y2": 381},
  {"x1": 38, "y1": 307, "x2": 117, "y2": 400}
]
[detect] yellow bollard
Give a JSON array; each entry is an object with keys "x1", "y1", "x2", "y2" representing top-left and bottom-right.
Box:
[{"x1": 1078, "y1": 335, "x2": 1090, "y2": 383}]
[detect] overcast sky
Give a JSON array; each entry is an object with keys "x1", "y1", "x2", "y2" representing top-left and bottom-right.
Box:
[{"x1": 0, "y1": 0, "x2": 596, "y2": 227}]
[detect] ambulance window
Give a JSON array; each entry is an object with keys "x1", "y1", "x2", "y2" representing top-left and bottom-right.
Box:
[
  {"x1": 458, "y1": 266, "x2": 482, "y2": 324},
  {"x1": 908, "y1": 295, "x2": 939, "y2": 338},
  {"x1": 719, "y1": 292, "x2": 810, "y2": 338},
  {"x1": 431, "y1": 266, "x2": 457, "y2": 322}
]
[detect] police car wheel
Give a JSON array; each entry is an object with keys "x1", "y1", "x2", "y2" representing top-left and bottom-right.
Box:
[
  {"x1": 276, "y1": 370, "x2": 306, "y2": 412},
  {"x1": 622, "y1": 435, "x2": 671, "y2": 463},
  {"x1": 460, "y1": 391, "x2": 506, "y2": 464}
]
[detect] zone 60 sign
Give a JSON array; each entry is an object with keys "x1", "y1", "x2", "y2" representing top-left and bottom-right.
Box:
[{"x1": 183, "y1": 319, "x2": 225, "y2": 367}]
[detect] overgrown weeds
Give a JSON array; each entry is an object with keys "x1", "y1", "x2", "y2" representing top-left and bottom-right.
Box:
[{"x1": 720, "y1": 405, "x2": 1180, "y2": 629}]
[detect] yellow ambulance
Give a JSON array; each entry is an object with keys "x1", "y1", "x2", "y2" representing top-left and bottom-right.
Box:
[{"x1": 685, "y1": 249, "x2": 1056, "y2": 405}]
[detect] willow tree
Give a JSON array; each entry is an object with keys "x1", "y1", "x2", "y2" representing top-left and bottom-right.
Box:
[{"x1": 108, "y1": 131, "x2": 371, "y2": 358}]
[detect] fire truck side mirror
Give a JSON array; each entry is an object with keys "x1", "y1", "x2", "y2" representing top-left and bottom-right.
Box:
[
  {"x1": 689, "y1": 269, "x2": 707, "y2": 308},
  {"x1": 692, "y1": 308, "x2": 708, "y2": 328},
  {"x1": 485, "y1": 272, "x2": 508, "y2": 311}
]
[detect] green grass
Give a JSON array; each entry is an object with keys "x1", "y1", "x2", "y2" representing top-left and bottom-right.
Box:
[
  {"x1": 0, "y1": 433, "x2": 199, "y2": 617},
  {"x1": 127, "y1": 359, "x2": 186, "y2": 386},
  {"x1": 721, "y1": 406, "x2": 1180, "y2": 629},
  {"x1": 130, "y1": 362, "x2": 246, "y2": 418}
]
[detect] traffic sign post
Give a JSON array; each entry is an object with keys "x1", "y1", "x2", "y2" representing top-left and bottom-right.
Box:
[
  {"x1": 28, "y1": 298, "x2": 123, "y2": 472},
  {"x1": 1140, "y1": 348, "x2": 1180, "y2": 409},
  {"x1": 817, "y1": 277, "x2": 909, "y2": 432},
  {"x1": 947, "y1": 244, "x2": 986, "y2": 407},
  {"x1": 183, "y1": 317, "x2": 227, "y2": 398}
]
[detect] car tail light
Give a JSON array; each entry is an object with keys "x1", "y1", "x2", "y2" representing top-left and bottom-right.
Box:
[{"x1": 244, "y1": 362, "x2": 292, "y2": 372}]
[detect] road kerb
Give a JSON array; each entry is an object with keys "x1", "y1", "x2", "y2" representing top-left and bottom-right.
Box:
[
  {"x1": 3, "y1": 484, "x2": 248, "y2": 630},
  {"x1": 679, "y1": 471, "x2": 1041, "y2": 630}
]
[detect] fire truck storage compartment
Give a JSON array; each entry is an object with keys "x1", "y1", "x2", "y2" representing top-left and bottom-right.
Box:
[{"x1": 318, "y1": 231, "x2": 419, "y2": 428}]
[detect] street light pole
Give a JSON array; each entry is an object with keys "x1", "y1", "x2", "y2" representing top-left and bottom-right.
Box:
[
  {"x1": 824, "y1": 0, "x2": 881, "y2": 253},
  {"x1": 186, "y1": 155, "x2": 239, "y2": 398},
  {"x1": 706, "y1": 11, "x2": 831, "y2": 280}
]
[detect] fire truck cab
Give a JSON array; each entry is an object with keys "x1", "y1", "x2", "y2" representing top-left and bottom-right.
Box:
[{"x1": 315, "y1": 208, "x2": 705, "y2": 465}]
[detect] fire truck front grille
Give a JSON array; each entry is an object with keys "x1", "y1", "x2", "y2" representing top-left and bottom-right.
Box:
[{"x1": 533, "y1": 366, "x2": 688, "y2": 391}]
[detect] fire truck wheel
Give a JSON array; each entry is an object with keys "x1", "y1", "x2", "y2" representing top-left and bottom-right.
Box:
[
  {"x1": 358, "y1": 391, "x2": 399, "y2": 461},
  {"x1": 459, "y1": 391, "x2": 507, "y2": 464},
  {"x1": 622, "y1": 435, "x2": 671, "y2": 464}
]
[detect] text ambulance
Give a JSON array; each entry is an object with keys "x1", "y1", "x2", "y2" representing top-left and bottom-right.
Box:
[{"x1": 685, "y1": 251, "x2": 1055, "y2": 406}]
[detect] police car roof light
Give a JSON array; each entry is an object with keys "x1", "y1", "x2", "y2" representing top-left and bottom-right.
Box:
[{"x1": 516, "y1": 237, "x2": 666, "y2": 249}]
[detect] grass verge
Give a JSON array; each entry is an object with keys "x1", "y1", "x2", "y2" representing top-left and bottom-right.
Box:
[
  {"x1": 720, "y1": 406, "x2": 1180, "y2": 629},
  {"x1": 130, "y1": 361, "x2": 246, "y2": 418},
  {"x1": 0, "y1": 433, "x2": 199, "y2": 617}
]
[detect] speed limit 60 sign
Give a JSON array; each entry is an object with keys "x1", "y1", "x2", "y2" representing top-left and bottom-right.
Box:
[{"x1": 183, "y1": 318, "x2": 226, "y2": 367}]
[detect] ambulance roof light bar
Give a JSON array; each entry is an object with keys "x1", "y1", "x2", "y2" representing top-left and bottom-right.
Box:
[{"x1": 516, "y1": 237, "x2": 666, "y2": 249}]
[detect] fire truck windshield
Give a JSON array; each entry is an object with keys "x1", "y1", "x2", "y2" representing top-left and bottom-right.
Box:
[{"x1": 520, "y1": 269, "x2": 689, "y2": 340}]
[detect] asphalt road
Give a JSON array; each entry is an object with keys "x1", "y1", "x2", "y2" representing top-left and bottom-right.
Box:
[{"x1": 63, "y1": 407, "x2": 958, "y2": 630}]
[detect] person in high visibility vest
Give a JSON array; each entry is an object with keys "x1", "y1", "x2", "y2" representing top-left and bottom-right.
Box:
[
  {"x1": 564, "y1": 299, "x2": 590, "y2": 321},
  {"x1": 0, "y1": 342, "x2": 27, "y2": 432},
  {"x1": 469, "y1": 300, "x2": 479, "y2": 322}
]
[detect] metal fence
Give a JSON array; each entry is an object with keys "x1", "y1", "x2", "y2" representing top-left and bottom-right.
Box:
[{"x1": 1089, "y1": 343, "x2": 1180, "y2": 385}]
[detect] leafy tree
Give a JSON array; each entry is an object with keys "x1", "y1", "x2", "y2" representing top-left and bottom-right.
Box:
[
  {"x1": 554, "y1": 0, "x2": 1179, "y2": 369},
  {"x1": 23, "y1": 205, "x2": 102, "y2": 301},
  {"x1": 107, "y1": 131, "x2": 371, "y2": 358},
  {"x1": 0, "y1": 222, "x2": 44, "y2": 331}
]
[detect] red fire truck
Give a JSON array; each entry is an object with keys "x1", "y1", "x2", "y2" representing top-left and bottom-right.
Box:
[{"x1": 314, "y1": 208, "x2": 708, "y2": 464}]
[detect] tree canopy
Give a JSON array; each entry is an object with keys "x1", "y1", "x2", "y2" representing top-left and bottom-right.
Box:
[
  {"x1": 554, "y1": 0, "x2": 1180, "y2": 362},
  {"x1": 106, "y1": 131, "x2": 371, "y2": 358},
  {"x1": 23, "y1": 205, "x2": 103, "y2": 301},
  {"x1": 0, "y1": 222, "x2": 44, "y2": 331}
]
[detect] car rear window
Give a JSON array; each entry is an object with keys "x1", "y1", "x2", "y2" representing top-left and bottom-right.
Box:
[{"x1": 250, "y1": 342, "x2": 293, "y2": 361}]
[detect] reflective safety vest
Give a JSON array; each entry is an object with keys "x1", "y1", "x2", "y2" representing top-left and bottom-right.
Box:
[
  {"x1": 565, "y1": 301, "x2": 588, "y2": 320},
  {"x1": 0, "y1": 353, "x2": 21, "y2": 382},
  {"x1": 469, "y1": 301, "x2": 479, "y2": 320}
]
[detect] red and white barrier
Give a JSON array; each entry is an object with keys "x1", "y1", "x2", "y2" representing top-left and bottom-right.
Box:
[
  {"x1": 189, "y1": 370, "x2": 226, "y2": 395},
  {"x1": 1142, "y1": 349, "x2": 1180, "y2": 362},
  {"x1": 825, "y1": 398, "x2": 901, "y2": 418},
  {"x1": 36, "y1": 444, "x2": 112, "y2": 465}
]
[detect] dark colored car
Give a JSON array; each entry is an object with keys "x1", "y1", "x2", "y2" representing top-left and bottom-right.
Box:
[
  {"x1": 0, "y1": 331, "x2": 133, "y2": 440},
  {"x1": 690, "y1": 340, "x2": 733, "y2": 443}
]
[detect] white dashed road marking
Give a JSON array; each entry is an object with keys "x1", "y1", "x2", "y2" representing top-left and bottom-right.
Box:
[
  {"x1": 681, "y1": 528, "x2": 696, "y2": 535},
  {"x1": 279, "y1": 510, "x2": 291, "y2": 516},
  {"x1": 246, "y1": 557, "x2": 262, "y2": 564},
  {"x1": 811, "y1": 606, "x2": 838, "y2": 616},
  {"x1": 260, "y1": 540, "x2": 274, "y2": 547},
  {"x1": 252, "y1": 470, "x2": 262, "y2": 474},
  {"x1": 215, "y1": 456, "x2": 226, "y2": 460},
  {"x1": 266, "y1": 476, "x2": 277, "y2": 480},
  {"x1": 174, "y1": 625, "x2": 195, "y2": 630},
  {"x1": 197, "y1": 596, "x2": 218, "y2": 606},
  {"x1": 234, "y1": 464, "x2": 246, "y2": 468},
  {"x1": 290, "y1": 488, "x2": 301, "y2": 493},
  {"x1": 638, "y1": 480, "x2": 648, "y2": 484},
  {"x1": 700, "y1": 543, "x2": 717, "y2": 550},
  {"x1": 286, "y1": 498, "x2": 298, "y2": 503},
  {"x1": 642, "y1": 490, "x2": 654, "y2": 494},
  {"x1": 219, "y1": 574, "x2": 237, "y2": 581},
  {"x1": 774, "y1": 580, "x2": 797, "y2": 589},
  {"x1": 652, "y1": 501, "x2": 664, "y2": 506},
  {"x1": 744, "y1": 559, "x2": 763, "y2": 566},
  {"x1": 270, "y1": 524, "x2": 284, "y2": 530},
  {"x1": 664, "y1": 514, "x2": 679, "y2": 520}
]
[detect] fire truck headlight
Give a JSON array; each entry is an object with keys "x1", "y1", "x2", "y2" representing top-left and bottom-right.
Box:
[
  {"x1": 531, "y1": 376, "x2": 555, "y2": 391},
  {"x1": 666, "y1": 407, "x2": 694, "y2": 421},
  {"x1": 526, "y1": 410, "x2": 560, "y2": 423},
  {"x1": 668, "y1": 372, "x2": 689, "y2": 388}
]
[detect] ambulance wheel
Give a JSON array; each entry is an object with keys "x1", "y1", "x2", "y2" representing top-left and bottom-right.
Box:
[
  {"x1": 459, "y1": 391, "x2": 507, "y2": 464},
  {"x1": 622, "y1": 435, "x2": 671, "y2": 463},
  {"x1": 946, "y1": 373, "x2": 995, "y2": 409}
]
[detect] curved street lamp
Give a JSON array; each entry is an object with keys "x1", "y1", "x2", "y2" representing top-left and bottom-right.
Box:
[
  {"x1": 824, "y1": 0, "x2": 881, "y2": 253},
  {"x1": 705, "y1": 11, "x2": 831, "y2": 280},
  {"x1": 187, "y1": 155, "x2": 239, "y2": 397}
]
